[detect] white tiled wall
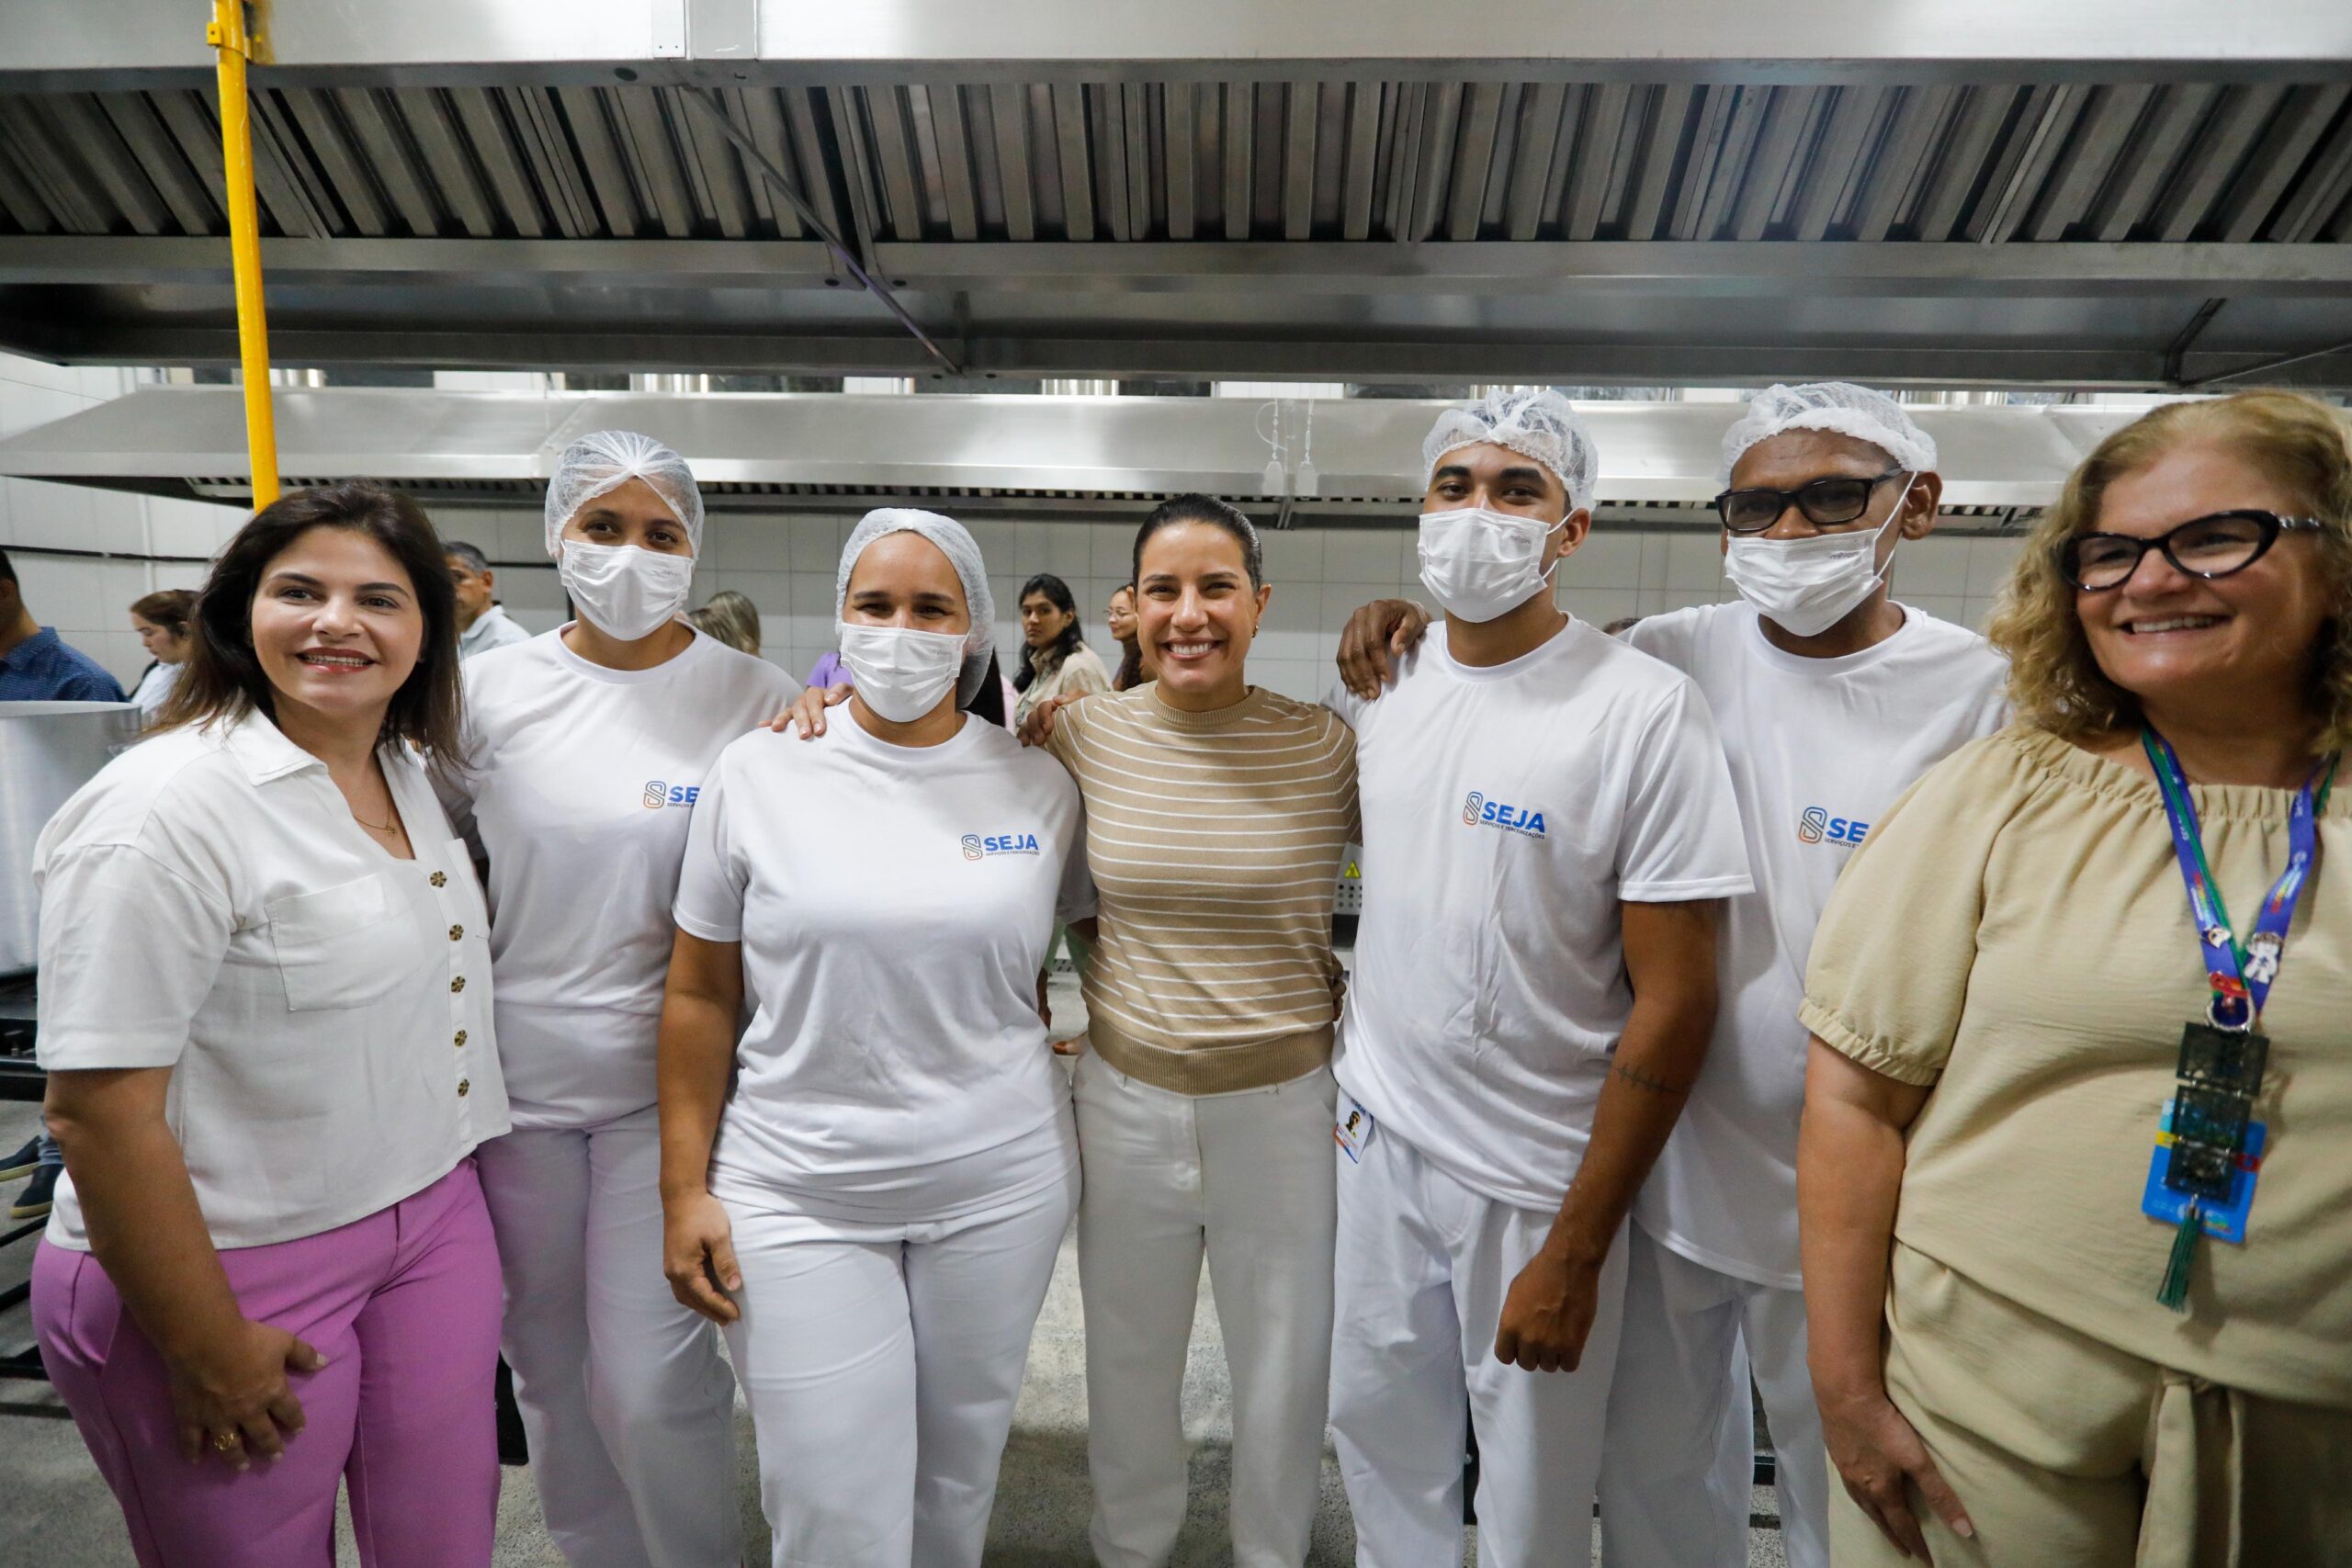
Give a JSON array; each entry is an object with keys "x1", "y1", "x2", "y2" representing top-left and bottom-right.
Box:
[
  {"x1": 0, "y1": 355, "x2": 246, "y2": 688},
  {"x1": 0, "y1": 353, "x2": 2027, "y2": 702}
]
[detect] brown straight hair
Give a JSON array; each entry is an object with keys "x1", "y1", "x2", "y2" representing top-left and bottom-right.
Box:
[
  {"x1": 155, "y1": 481, "x2": 468, "y2": 766},
  {"x1": 129, "y1": 588, "x2": 197, "y2": 635}
]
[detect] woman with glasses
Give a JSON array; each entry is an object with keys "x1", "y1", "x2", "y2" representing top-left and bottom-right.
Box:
[{"x1": 1797, "y1": 390, "x2": 2352, "y2": 1565}]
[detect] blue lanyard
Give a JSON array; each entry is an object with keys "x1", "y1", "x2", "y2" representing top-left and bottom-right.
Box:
[{"x1": 2142, "y1": 729, "x2": 2336, "y2": 1029}]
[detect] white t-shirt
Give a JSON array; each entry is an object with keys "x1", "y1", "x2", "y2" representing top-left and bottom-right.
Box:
[
  {"x1": 1624, "y1": 601, "x2": 2009, "y2": 1287},
  {"x1": 1327, "y1": 618, "x2": 1753, "y2": 1212},
  {"x1": 673, "y1": 714, "x2": 1093, "y2": 1231},
  {"x1": 441, "y1": 626, "x2": 799, "y2": 1127},
  {"x1": 35, "y1": 714, "x2": 507, "y2": 1250}
]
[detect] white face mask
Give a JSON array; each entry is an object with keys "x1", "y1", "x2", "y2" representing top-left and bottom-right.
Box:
[
  {"x1": 559, "y1": 540, "x2": 695, "y2": 641},
  {"x1": 1722, "y1": 474, "x2": 1912, "y2": 638},
  {"x1": 837, "y1": 622, "x2": 967, "y2": 723},
  {"x1": 1417, "y1": 505, "x2": 1565, "y2": 624}
]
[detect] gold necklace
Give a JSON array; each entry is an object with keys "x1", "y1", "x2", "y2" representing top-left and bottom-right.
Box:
[
  {"x1": 347, "y1": 777, "x2": 400, "y2": 835},
  {"x1": 351, "y1": 804, "x2": 401, "y2": 835}
]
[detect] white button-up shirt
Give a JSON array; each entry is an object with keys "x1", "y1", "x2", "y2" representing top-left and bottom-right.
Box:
[{"x1": 33, "y1": 710, "x2": 508, "y2": 1250}]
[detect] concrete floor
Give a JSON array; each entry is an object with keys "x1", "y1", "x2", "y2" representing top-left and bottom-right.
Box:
[{"x1": 0, "y1": 975, "x2": 1790, "y2": 1565}]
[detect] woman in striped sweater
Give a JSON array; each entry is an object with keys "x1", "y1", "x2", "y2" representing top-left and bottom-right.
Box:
[{"x1": 1038, "y1": 496, "x2": 1359, "y2": 1568}]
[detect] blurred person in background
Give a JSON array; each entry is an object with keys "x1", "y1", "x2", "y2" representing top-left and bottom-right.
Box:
[
  {"x1": 0, "y1": 547, "x2": 126, "y2": 705},
  {"x1": 1107, "y1": 581, "x2": 1148, "y2": 690},
  {"x1": 128, "y1": 589, "x2": 198, "y2": 723},
  {"x1": 31, "y1": 482, "x2": 508, "y2": 1565},
  {"x1": 1801, "y1": 390, "x2": 2352, "y2": 1566},
  {"x1": 1012, "y1": 571, "x2": 1110, "y2": 727},
  {"x1": 686, "y1": 588, "x2": 763, "y2": 657},
  {"x1": 447, "y1": 539, "x2": 532, "y2": 660},
  {"x1": 1, "y1": 545, "x2": 130, "y2": 1224}
]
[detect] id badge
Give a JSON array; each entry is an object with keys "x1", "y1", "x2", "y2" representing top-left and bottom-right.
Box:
[
  {"x1": 1333, "y1": 1097, "x2": 1375, "y2": 1164},
  {"x1": 2141, "y1": 1098, "x2": 2267, "y2": 1245}
]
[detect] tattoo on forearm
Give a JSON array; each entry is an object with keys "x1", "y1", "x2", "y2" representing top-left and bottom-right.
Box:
[{"x1": 1611, "y1": 1060, "x2": 1694, "y2": 1097}]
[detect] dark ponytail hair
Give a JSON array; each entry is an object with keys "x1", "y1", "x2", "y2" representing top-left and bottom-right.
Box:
[
  {"x1": 1132, "y1": 494, "x2": 1264, "y2": 589},
  {"x1": 1012, "y1": 571, "x2": 1082, "y2": 693},
  {"x1": 964, "y1": 648, "x2": 1008, "y2": 728}
]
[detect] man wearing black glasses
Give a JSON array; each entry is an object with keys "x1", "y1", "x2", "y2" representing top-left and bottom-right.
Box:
[{"x1": 1595, "y1": 384, "x2": 2009, "y2": 1568}]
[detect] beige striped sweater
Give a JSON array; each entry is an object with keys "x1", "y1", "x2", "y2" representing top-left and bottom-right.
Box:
[{"x1": 1048, "y1": 682, "x2": 1359, "y2": 1095}]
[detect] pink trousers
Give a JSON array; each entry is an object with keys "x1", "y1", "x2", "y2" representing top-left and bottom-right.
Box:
[{"x1": 33, "y1": 1159, "x2": 504, "y2": 1568}]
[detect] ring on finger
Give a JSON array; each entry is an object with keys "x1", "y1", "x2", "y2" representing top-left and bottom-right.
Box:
[{"x1": 211, "y1": 1430, "x2": 242, "y2": 1453}]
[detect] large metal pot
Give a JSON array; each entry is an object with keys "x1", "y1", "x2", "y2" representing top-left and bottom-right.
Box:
[{"x1": 0, "y1": 702, "x2": 142, "y2": 978}]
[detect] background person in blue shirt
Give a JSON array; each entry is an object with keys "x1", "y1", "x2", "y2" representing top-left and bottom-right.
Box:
[
  {"x1": 0, "y1": 549, "x2": 126, "y2": 706},
  {"x1": 0, "y1": 546, "x2": 128, "y2": 1219}
]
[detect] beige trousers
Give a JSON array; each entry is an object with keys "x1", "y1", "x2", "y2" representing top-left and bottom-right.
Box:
[{"x1": 1830, "y1": 1244, "x2": 2352, "y2": 1568}]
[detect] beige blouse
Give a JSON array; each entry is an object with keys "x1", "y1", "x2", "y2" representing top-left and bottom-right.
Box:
[
  {"x1": 1013, "y1": 642, "x2": 1111, "y2": 727},
  {"x1": 1803, "y1": 726, "x2": 2352, "y2": 1408}
]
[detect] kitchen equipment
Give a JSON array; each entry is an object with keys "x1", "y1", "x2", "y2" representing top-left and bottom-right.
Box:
[{"x1": 0, "y1": 701, "x2": 141, "y2": 978}]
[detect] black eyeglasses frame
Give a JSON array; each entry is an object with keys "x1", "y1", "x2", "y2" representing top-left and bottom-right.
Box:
[
  {"x1": 1711, "y1": 468, "x2": 1909, "y2": 534},
  {"x1": 2056, "y1": 510, "x2": 2328, "y2": 592}
]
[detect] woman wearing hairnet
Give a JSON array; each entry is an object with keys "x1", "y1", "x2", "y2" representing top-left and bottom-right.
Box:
[
  {"x1": 439, "y1": 432, "x2": 799, "y2": 1568},
  {"x1": 657, "y1": 510, "x2": 1090, "y2": 1568},
  {"x1": 778, "y1": 495, "x2": 1358, "y2": 1568}
]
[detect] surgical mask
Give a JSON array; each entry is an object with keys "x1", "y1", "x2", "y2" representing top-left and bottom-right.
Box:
[
  {"x1": 837, "y1": 622, "x2": 967, "y2": 723},
  {"x1": 1723, "y1": 474, "x2": 1911, "y2": 638},
  {"x1": 559, "y1": 540, "x2": 694, "y2": 641},
  {"x1": 1417, "y1": 506, "x2": 1564, "y2": 624}
]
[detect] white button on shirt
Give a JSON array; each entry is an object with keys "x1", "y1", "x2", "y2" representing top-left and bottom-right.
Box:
[{"x1": 33, "y1": 711, "x2": 509, "y2": 1251}]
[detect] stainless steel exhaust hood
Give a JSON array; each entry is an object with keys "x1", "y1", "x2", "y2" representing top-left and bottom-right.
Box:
[{"x1": 0, "y1": 386, "x2": 2141, "y2": 531}]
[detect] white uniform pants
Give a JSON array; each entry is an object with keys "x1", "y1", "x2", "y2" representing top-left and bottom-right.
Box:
[
  {"x1": 1329, "y1": 1121, "x2": 1629, "y2": 1568},
  {"x1": 1071, "y1": 1054, "x2": 1338, "y2": 1568},
  {"x1": 721, "y1": 1179, "x2": 1076, "y2": 1568},
  {"x1": 1598, "y1": 1223, "x2": 1828, "y2": 1568},
  {"x1": 474, "y1": 1106, "x2": 742, "y2": 1568}
]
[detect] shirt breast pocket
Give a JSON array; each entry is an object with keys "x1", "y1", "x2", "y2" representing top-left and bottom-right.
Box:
[{"x1": 267, "y1": 873, "x2": 427, "y2": 1013}]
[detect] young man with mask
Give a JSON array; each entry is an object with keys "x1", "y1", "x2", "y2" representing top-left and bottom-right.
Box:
[
  {"x1": 1337, "y1": 383, "x2": 2007, "y2": 1568},
  {"x1": 1322, "y1": 389, "x2": 1751, "y2": 1568}
]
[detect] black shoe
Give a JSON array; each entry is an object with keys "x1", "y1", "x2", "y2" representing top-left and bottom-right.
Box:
[
  {"x1": 10, "y1": 1161, "x2": 58, "y2": 1222},
  {"x1": 0, "y1": 1136, "x2": 40, "y2": 1183}
]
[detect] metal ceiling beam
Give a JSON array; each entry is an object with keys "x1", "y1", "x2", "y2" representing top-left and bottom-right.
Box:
[
  {"x1": 21, "y1": 321, "x2": 2350, "y2": 390},
  {"x1": 3, "y1": 236, "x2": 2347, "y2": 297},
  {"x1": 11, "y1": 1, "x2": 2352, "y2": 84}
]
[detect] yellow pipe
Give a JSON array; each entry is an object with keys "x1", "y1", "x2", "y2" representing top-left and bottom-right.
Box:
[{"x1": 209, "y1": 0, "x2": 278, "y2": 508}]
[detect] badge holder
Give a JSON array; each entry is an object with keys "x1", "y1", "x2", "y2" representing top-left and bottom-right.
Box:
[{"x1": 2136, "y1": 730, "x2": 2333, "y2": 1312}]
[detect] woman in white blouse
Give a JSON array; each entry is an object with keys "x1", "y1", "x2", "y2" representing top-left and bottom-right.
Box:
[
  {"x1": 127, "y1": 587, "x2": 195, "y2": 722},
  {"x1": 31, "y1": 482, "x2": 509, "y2": 1567},
  {"x1": 658, "y1": 509, "x2": 1090, "y2": 1568}
]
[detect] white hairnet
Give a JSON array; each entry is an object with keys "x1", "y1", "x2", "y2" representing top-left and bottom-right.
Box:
[
  {"x1": 543, "y1": 430, "x2": 705, "y2": 556},
  {"x1": 836, "y1": 508, "x2": 998, "y2": 705},
  {"x1": 1720, "y1": 383, "x2": 1937, "y2": 484},
  {"x1": 1422, "y1": 388, "x2": 1599, "y2": 513}
]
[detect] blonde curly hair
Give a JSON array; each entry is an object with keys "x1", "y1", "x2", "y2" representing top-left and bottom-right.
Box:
[{"x1": 1985, "y1": 390, "x2": 2352, "y2": 756}]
